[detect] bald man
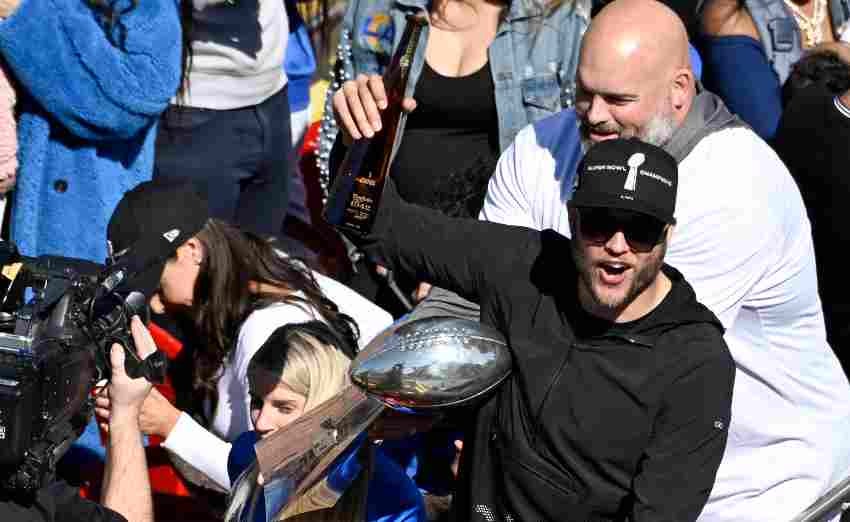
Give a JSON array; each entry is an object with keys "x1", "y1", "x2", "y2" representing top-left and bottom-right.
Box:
[{"x1": 477, "y1": 0, "x2": 850, "y2": 520}]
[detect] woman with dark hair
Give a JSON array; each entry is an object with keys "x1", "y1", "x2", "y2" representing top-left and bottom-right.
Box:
[
  {"x1": 0, "y1": 0, "x2": 180, "y2": 262},
  {"x1": 225, "y1": 321, "x2": 426, "y2": 522},
  {"x1": 96, "y1": 180, "x2": 393, "y2": 493}
]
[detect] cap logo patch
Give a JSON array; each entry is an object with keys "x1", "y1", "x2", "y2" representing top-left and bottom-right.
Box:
[
  {"x1": 624, "y1": 153, "x2": 646, "y2": 192},
  {"x1": 163, "y1": 229, "x2": 181, "y2": 243}
]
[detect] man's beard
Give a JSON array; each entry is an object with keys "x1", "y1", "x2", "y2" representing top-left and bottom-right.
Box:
[
  {"x1": 571, "y1": 239, "x2": 667, "y2": 318},
  {"x1": 640, "y1": 112, "x2": 677, "y2": 147},
  {"x1": 580, "y1": 110, "x2": 677, "y2": 152}
]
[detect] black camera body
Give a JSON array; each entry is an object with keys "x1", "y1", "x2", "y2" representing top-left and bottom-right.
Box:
[{"x1": 0, "y1": 244, "x2": 162, "y2": 494}]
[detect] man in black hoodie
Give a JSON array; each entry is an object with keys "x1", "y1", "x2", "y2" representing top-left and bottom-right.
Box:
[{"x1": 347, "y1": 138, "x2": 735, "y2": 521}]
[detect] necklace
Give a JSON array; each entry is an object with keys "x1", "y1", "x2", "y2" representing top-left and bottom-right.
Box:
[{"x1": 784, "y1": 0, "x2": 828, "y2": 47}]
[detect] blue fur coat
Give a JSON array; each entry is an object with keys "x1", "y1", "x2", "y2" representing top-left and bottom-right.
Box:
[{"x1": 0, "y1": 0, "x2": 181, "y2": 262}]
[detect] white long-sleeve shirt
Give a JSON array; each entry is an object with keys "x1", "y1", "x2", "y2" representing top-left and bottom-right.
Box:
[
  {"x1": 480, "y1": 110, "x2": 850, "y2": 521},
  {"x1": 161, "y1": 270, "x2": 393, "y2": 490}
]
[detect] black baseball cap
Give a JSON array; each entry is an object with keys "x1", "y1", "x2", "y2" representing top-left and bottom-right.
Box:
[
  {"x1": 572, "y1": 138, "x2": 678, "y2": 225},
  {"x1": 106, "y1": 180, "x2": 210, "y2": 298}
]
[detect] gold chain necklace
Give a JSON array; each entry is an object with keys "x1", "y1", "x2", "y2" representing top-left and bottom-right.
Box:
[{"x1": 784, "y1": 0, "x2": 829, "y2": 47}]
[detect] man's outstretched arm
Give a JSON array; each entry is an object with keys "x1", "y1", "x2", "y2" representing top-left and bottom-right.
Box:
[{"x1": 354, "y1": 176, "x2": 542, "y2": 309}]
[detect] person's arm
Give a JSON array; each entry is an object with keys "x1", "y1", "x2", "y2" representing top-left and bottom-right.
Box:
[
  {"x1": 631, "y1": 332, "x2": 735, "y2": 521},
  {"x1": 666, "y1": 142, "x2": 791, "y2": 329},
  {"x1": 98, "y1": 373, "x2": 231, "y2": 491},
  {"x1": 698, "y1": 0, "x2": 782, "y2": 139},
  {"x1": 160, "y1": 413, "x2": 234, "y2": 491},
  {"x1": 102, "y1": 416, "x2": 151, "y2": 522},
  {"x1": 101, "y1": 317, "x2": 158, "y2": 522},
  {"x1": 0, "y1": 0, "x2": 181, "y2": 141},
  {"x1": 699, "y1": 0, "x2": 758, "y2": 39},
  {"x1": 359, "y1": 177, "x2": 542, "y2": 307}
]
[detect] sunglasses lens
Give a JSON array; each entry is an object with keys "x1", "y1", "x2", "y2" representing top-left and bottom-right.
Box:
[
  {"x1": 578, "y1": 209, "x2": 618, "y2": 243},
  {"x1": 578, "y1": 208, "x2": 665, "y2": 252},
  {"x1": 623, "y1": 215, "x2": 666, "y2": 252}
]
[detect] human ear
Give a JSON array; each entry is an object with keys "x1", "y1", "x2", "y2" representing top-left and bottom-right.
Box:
[
  {"x1": 665, "y1": 224, "x2": 675, "y2": 243},
  {"x1": 670, "y1": 68, "x2": 694, "y2": 111},
  {"x1": 181, "y1": 238, "x2": 205, "y2": 265}
]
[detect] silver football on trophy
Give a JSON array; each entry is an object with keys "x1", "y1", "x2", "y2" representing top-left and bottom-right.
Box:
[{"x1": 349, "y1": 317, "x2": 512, "y2": 411}]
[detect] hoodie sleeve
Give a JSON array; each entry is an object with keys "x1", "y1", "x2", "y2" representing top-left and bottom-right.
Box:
[
  {"x1": 358, "y1": 177, "x2": 543, "y2": 310},
  {"x1": 630, "y1": 329, "x2": 735, "y2": 522},
  {"x1": 0, "y1": 0, "x2": 181, "y2": 141}
]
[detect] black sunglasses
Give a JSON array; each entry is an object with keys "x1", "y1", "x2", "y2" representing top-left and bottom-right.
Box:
[{"x1": 575, "y1": 207, "x2": 667, "y2": 253}]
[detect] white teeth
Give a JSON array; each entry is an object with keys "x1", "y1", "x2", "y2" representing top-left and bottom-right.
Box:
[{"x1": 600, "y1": 262, "x2": 628, "y2": 273}]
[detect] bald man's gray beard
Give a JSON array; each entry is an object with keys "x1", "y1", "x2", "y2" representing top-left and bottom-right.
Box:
[
  {"x1": 639, "y1": 111, "x2": 677, "y2": 147},
  {"x1": 580, "y1": 110, "x2": 677, "y2": 152}
]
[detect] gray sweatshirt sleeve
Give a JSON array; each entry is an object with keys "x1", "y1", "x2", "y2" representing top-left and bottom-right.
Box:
[{"x1": 398, "y1": 287, "x2": 481, "y2": 325}]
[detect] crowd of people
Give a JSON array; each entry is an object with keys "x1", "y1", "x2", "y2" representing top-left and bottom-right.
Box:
[{"x1": 0, "y1": 0, "x2": 850, "y2": 520}]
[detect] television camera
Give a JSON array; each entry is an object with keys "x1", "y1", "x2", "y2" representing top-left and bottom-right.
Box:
[{"x1": 0, "y1": 241, "x2": 166, "y2": 495}]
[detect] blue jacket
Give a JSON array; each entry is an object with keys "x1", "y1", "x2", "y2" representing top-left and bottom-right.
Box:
[
  {"x1": 228, "y1": 431, "x2": 427, "y2": 522},
  {"x1": 0, "y1": 0, "x2": 181, "y2": 262},
  {"x1": 284, "y1": 0, "x2": 317, "y2": 115},
  {"x1": 317, "y1": 0, "x2": 590, "y2": 189}
]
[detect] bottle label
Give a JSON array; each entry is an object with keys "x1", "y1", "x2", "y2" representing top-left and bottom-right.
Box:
[{"x1": 334, "y1": 174, "x2": 380, "y2": 234}]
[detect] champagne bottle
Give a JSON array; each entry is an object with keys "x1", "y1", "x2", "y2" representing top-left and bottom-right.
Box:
[{"x1": 323, "y1": 15, "x2": 426, "y2": 236}]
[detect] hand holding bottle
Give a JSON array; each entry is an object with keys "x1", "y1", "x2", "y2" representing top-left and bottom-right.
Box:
[
  {"x1": 333, "y1": 73, "x2": 418, "y2": 144},
  {"x1": 324, "y1": 16, "x2": 426, "y2": 235}
]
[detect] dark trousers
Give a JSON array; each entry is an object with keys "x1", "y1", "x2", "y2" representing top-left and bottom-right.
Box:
[{"x1": 154, "y1": 85, "x2": 293, "y2": 238}]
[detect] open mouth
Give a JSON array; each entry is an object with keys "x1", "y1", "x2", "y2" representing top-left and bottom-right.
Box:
[{"x1": 597, "y1": 262, "x2": 630, "y2": 285}]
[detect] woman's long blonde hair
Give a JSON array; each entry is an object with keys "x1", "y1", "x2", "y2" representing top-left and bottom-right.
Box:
[{"x1": 224, "y1": 322, "x2": 372, "y2": 522}]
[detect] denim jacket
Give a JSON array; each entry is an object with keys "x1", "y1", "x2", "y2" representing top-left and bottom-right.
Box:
[
  {"x1": 740, "y1": 0, "x2": 850, "y2": 84},
  {"x1": 316, "y1": 0, "x2": 590, "y2": 197}
]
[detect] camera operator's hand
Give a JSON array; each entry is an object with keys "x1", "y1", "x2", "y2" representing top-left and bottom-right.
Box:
[{"x1": 96, "y1": 316, "x2": 159, "y2": 429}]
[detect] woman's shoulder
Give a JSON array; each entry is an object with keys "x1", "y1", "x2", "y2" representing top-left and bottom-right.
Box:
[
  {"x1": 700, "y1": 0, "x2": 760, "y2": 39},
  {"x1": 312, "y1": 271, "x2": 394, "y2": 346},
  {"x1": 240, "y1": 300, "x2": 317, "y2": 327},
  {"x1": 235, "y1": 302, "x2": 318, "y2": 352}
]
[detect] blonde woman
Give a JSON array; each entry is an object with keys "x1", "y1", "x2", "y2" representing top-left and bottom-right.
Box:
[{"x1": 225, "y1": 321, "x2": 426, "y2": 522}]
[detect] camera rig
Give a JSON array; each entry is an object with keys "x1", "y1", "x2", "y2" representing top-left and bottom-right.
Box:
[{"x1": 0, "y1": 241, "x2": 166, "y2": 495}]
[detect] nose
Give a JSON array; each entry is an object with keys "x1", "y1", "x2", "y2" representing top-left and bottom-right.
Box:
[
  {"x1": 585, "y1": 94, "x2": 610, "y2": 127},
  {"x1": 252, "y1": 405, "x2": 275, "y2": 435},
  {"x1": 604, "y1": 230, "x2": 630, "y2": 255}
]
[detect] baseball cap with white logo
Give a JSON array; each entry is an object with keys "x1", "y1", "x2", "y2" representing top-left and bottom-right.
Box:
[
  {"x1": 106, "y1": 180, "x2": 210, "y2": 299},
  {"x1": 572, "y1": 138, "x2": 678, "y2": 225}
]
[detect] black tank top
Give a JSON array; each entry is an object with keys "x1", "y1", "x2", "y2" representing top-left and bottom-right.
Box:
[{"x1": 391, "y1": 60, "x2": 499, "y2": 218}]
